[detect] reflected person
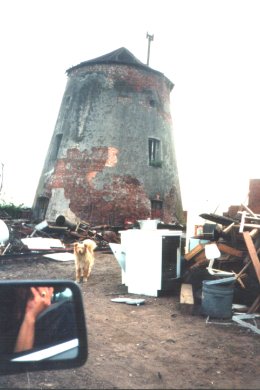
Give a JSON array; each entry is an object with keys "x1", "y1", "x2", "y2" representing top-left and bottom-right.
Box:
[{"x1": 0, "y1": 285, "x2": 77, "y2": 356}]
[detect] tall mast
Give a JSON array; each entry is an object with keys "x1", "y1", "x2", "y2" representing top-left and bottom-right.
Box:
[{"x1": 146, "y1": 33, "x2": 154, "y2": 66}]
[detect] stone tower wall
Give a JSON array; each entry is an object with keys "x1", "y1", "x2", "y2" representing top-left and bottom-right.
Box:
[{"x1": 32, "y1": 61, "x2": 183, "y2": 225}]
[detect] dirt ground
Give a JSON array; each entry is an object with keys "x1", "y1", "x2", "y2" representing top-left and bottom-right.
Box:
[{"x1": 0, "y1": 250, "x2": 259, "y2": 389}]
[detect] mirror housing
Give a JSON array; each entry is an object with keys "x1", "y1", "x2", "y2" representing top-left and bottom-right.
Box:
[{"x1": 0, "y1": 280, "x2": 88, "y2": 375}]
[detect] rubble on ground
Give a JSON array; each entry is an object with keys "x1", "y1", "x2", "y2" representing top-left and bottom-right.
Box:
[
  {"x1": 0, "y1": 204, "x2": 259, "y2": 332},
  {"x1": 0, "y1": 213, "x2": 123, "y2": 257},
  {"x1": 182, "y1": 203, "x2": 260, "y2": 326}
]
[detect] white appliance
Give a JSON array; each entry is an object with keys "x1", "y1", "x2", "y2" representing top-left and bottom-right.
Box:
[{"x1": 110, "y1": 229, "x2": 182, "y2": 297}]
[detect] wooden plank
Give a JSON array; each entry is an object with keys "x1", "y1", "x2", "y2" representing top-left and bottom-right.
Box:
[
  {"x1": 237, "y1": 211, "x2": 260, "y2": 221},
  {"x1": 190, "y1": 259, "x2": 208, "y2": 269},
  {"x1": 241, "y1": 203, "x2": 258, "y2": 218},
  {"x1": 236, "y1": 262, "x2": 251, "y2": 279},
  {"x1": 248, "y1": 294, "x2": 260, "y2": 314},
  {"x1": 193, "y1": 250, "x2": 207, "y2": 262},
  {"x1": 235, "y1": 247, "x2": 260, "y2": 281},
  {"x1": 184, "y1": 243, "x2": 205, "y2": 261},
  {"x1": 235, "y1": 275, "x2": 246, "y2": 289},
  {"x1": 250, "y1": 228, "x2": 259, "y2": 237},
  {"x1": 239, "y1": 211, "x2": 247, "y2": 233},
  {"x1": 180, "y1": 284, "x2": 194, "y2": 304},
  {"x1": 235, "y1": 223, "x2": 260, "y2": 229},
  {"x1": 223, "y1": 222, "x2": 235, "y2": 233},
  {"x1": 217, "y1": 243, "x2": 243, "y2": 258},
  {"x1": 243, "y1": 223, "x2": 260, "y2": 229},
  {"x1": 180, "y1": 284, "x2": 194, "y2": 314},
  {"x1": 243, "y1": 231, "x2": 260, "y2": 283}
]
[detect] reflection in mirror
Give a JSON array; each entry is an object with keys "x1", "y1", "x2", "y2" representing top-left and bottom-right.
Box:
[{"x1": 0, "y1": 284, "x2": 79, "y2": 362}]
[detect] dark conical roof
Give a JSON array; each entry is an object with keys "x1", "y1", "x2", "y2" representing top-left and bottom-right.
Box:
[
  {"x1": 84, "y1": 47, "x2": 146, "y2": 66},
  {"x1": 66, "y1": 47, "x2": 162, "y2": 76}
]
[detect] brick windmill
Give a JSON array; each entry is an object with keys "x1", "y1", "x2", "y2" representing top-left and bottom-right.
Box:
[{"x1": 32, "y1": 47, "x2": 183, "y2": 226}]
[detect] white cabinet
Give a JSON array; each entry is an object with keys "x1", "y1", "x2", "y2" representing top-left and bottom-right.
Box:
[{"x1": 117, "y1": 229, "x2": 182, "y2": 297}]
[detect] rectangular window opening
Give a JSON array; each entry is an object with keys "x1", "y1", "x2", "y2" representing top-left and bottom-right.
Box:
[{"x1": 148, "y1": 138, "x2": 162, "y2": 167}]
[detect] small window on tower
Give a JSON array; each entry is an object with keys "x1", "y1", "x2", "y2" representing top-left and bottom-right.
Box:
[
  {"x1": 148, "y1": 138, "x2": 162, "y2": 167},
  {"x1": 48, "y1": 133, "x2": 63, "y2": 169},
  {"x1": 53, "y1": 134, "x2": 63, "y2": 160},
  {"x1": 151, "y1": 198, "x2": 163, "y2": 220}
]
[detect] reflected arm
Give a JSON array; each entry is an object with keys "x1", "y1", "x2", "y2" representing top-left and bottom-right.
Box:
[
  {"x1": 14, "y1": 287, "x2": 53, "y2": 353},
  {"x1": 14, "y1": 314, "x2": 35, "y2": 353}
]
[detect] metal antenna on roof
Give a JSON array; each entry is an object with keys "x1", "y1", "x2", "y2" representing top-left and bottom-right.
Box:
[
  {"x1": 146, "y1": 33, "x2": 154, "y2": 66},
  {"x1": 0, "y1": 162, "x2": 4, "y2": 194}
]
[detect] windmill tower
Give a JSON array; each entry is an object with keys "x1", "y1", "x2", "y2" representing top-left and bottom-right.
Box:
[{"x1": 32, "y1": 47, "x2": 183, "y2": 226}]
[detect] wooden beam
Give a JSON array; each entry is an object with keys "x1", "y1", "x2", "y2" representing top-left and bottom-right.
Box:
[
  {"x1": 190, "y1": 259, "x2": 208, "y2": 269},
  {"x1": 217, "y1": 243, "x2": 243, "y2": 258},
  {"x1": 243, "y1": 231, "x2": 260, "y2": 283},
  {"x1": 193, "y1": 250, "x2": 207, "y2": 263},
  {"x1": 184, "y1": 243, "x2": 205, "y2": 261},
  {"x1": 241, "y1": 203, "x2": 258, "y2": 218},
  {"x1": 239, "y1": 211, "x2": 247, "y2": 233},
  {"x1": 180, "y1": 283, "x2": 194, "y2": 314},
  {"x1": 233, "y1": 272, "x2": 246, "y2": 289},
  {"x1": 237, "y1": 211, "x2": 260, "y2": 221},
  {"x1": 235, "y1": 223, "x2": 260, "y2": 229},
  {"x1": 180, "y1": 283, "x2": 194, "y2": 304},
  {"x1": 250, "y1": 228, "x2": 259, "y2": 238},
  {"x1": 236, "y1": 261, "x2": 251, "y2": 279},
  {"x1": 247, "y1": 294, "x2": 260, "y2": 314},
  {"x1": 223, "y1": 222, "x2": 235, "y2": 233}
]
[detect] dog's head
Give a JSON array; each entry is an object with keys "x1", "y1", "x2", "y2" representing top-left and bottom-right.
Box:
[
  {"x1": 74, "y1": 239, "x2": 97, "y2": 255},
  {"x1": 74, "y1": 242, "x2": 87, "y2": 255}
]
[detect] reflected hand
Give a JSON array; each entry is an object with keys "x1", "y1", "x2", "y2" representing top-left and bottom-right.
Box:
[
  {"x1": 15, "y1": 286, "x2": 54, "y2": 353},
  {"x1": 25, "y1": 287, "x2": 54, "y2": 322}
]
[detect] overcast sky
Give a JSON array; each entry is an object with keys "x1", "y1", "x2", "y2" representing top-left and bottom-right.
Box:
[{"x1": 0, "y1": 0, "x2": 259, "y2": 215}]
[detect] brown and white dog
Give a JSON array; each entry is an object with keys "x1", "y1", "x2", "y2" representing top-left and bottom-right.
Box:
[{"x1": 73, "y1": 239, "x2": 97, "y2": 283}]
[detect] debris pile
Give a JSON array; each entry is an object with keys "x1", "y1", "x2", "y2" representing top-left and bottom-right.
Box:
[
  {"x1": 182, "y1": 204, "x2": 260, "y2": 323},
  {"x1": 1, "y1": 202, "x2": 259, "y2": 331},
  {"x1": 0, "y1": 214, "x2": 122, "y2": 258},
  {"x1": 0, "y1": 214, "x2": 184, "y2": 258}
]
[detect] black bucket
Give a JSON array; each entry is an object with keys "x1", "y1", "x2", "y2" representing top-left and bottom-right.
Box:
[{"x1": 201, "y1": 280, "x2": 234, "y2": 319}]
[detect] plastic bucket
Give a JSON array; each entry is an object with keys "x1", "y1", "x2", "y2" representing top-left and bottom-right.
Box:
[
  {"x1": 137, "y1": 219, "x2": 159, "y2": 230},
  {"x1": 201, "y1": 280, "x2": 234, "y2": 319}
]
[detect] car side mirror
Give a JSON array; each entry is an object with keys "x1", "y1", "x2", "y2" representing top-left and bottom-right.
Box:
[{"x1": 0, "y1": 280, "x2": 88, "y2": 375}]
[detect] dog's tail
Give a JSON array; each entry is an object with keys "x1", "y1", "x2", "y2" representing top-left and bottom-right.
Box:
[{"x1": 83, "y1": 239, "x2": 97, "y2": 252}]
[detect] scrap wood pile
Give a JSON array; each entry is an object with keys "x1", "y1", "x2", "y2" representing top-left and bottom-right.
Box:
[
  {"x1": 0, "y1": 214, "x2": 121, "y2": 257},
  {"x1": 182, "y1": 204, "x2": 260, "y2": 315}
]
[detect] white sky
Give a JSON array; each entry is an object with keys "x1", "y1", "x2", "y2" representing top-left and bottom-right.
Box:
[{"x1": 0, "y1": 0, "x2": 259, "y2": 216}]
